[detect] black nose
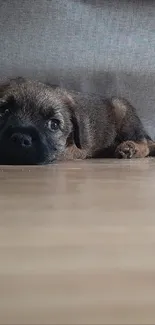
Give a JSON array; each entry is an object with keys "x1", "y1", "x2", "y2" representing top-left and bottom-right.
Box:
[{"x1": 10, "y1": 133, "x2": 32, "y2": 148}]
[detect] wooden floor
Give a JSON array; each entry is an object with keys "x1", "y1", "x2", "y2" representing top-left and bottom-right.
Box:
[{"x1": 0, "y1": 158, "x2": 155, "y2": 324}]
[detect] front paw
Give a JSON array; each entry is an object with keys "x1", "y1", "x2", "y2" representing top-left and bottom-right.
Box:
[{"x1": 115, "y1": 141, "x2": 137, "y2": 159}]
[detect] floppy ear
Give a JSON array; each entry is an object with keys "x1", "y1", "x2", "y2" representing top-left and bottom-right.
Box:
[
  {"x1": 69, "y1": 108, "x2": 83, "y2": 149},
  {"x1": 61, "y1": 90, "x2": 91, "y2": 150}
]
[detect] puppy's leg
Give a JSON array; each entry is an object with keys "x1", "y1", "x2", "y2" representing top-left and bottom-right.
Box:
[
  {"x1": 115, "y1": 139, "x2": 149, "y2": 158},
  {"x1": 112, "y1": 98, "x2": 152, "y2": 159}
]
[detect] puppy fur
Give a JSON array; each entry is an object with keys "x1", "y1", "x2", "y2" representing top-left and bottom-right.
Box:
[{"x1": 0, "y1": 77, "x2": 154, "y2": 165}]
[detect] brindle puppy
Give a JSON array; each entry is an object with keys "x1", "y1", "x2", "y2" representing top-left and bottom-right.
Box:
[{"x1": 0, "y1": 77, "x2": 154, "y2": 165}]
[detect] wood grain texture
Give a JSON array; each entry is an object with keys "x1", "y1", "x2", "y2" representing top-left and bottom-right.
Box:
[{"x1": 0, "y1": 159, "x2": 155, "y2": 324}]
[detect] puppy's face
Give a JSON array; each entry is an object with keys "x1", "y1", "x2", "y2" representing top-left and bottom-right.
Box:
[{"x1": 0, "y1": 78, "x2": 76, "y2": 165}]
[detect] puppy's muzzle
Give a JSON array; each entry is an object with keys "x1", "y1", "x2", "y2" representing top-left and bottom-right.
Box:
[
  {"x1": 10, "y1": 132, "x2": 32, "y2": 149},
  {"x1": 7, "y1": 127, "x2": 36, "y2": 153},
  {"x1": 0, "y1": 126, "x2": 43, "y2": 165}
]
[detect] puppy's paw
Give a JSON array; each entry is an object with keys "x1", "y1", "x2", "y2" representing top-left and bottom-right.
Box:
[{"x1": 115, "y1": 141, "x2": 137, "y2": 159}]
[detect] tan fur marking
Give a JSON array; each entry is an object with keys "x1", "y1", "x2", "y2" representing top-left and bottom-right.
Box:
[
  {"x1": 59, "y1": 145, "x2": 87, "y2": 161},
  {"x1": 147, "y1": 140, "x2": 155, "y2": 156}
]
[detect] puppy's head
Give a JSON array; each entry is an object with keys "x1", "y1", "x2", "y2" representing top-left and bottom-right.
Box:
[{"x1": 0, "y1": 78, "x2": 80, "y2": 165}]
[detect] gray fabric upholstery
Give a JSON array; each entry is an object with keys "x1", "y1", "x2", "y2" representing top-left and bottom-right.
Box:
[{"x1": 0, "y1": 0, "x2": 155, "y2": 137}]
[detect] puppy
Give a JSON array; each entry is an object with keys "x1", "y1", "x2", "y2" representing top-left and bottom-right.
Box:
[{"x1": 0, "y1": 77, "x2": 154, "y2": 165}]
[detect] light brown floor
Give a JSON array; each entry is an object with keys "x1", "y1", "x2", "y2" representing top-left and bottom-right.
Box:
[{"x1": 0, "y1": 158, "x2": 155, "y2": 324}]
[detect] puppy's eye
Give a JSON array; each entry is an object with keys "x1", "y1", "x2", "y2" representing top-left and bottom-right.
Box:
[{"x1": 47, "y1": 119, "x2": 60, "y2": 131}]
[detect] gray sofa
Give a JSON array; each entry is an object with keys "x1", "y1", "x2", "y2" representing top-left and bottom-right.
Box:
[{"x1": 0, "y1": 0, "x2": 155, "y2": 138}]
